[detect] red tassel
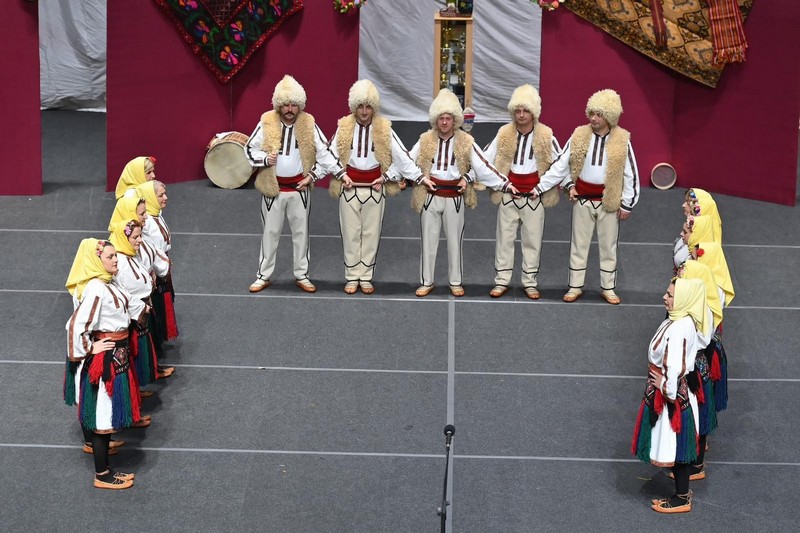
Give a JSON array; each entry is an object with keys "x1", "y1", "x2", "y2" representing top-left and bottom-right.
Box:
[
  {"x1": 670, "y1": 403, "x2": 682, "y2": 433},
  {"x1": 146, "y1": 331, "x2": 159, "y2": 371},
  {"x1": 88, "y1": 353, "x2": 104, "y2": 385},
  {"x1": 654, "y1": 389, "x2": 664, "y2": 415},
  {"x1": 128, "y1": 372, "x2": 141, "y2": 422},
  {"x1": 130, "y1": 329, "x2": 139, "y2": 358},
  {"x1": 695, "y1": 376, "x2": 705, "y2": 404},
  {"x1": 163, "y1": 291, "x2": 179, "y2": 340},
  {"x1": 710, "y1": 349, "x2": 722, "y2": 381},
  {"x1": 631, "y1": 402, "x2": 645, "y2": 455}
]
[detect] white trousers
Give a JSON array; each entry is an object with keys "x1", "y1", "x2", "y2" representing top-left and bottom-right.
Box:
[
  {"x1": 568, "y1": 199, "x2": 619, "y2": 290},
  {"x1": 339, "y1": 187, "x2": 385, "y2": 282},
  {"x1": 257, "y1": 191, "x2": 311, "y2": 281},
  {"x1": 493, "y1": 194, "x2": 545, "y2": 288},
  {"x1": 420, "y1": 194, "x2": 465, "y2": 287}
]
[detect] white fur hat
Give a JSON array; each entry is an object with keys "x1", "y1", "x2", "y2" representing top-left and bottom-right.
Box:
[
  {"x1": 507, "y1": 84, "x2": 542, "y2": 120},
  {"x1": 348, "y1": 79, "x2": 380, "y2": 113},
  {"x1": 428, "y1": 89, "x2": 464, "y2": 128},
  {"x1": 585, "y1": 89, "x2": 623, "y2": 127},
  {"x1": 272, "y1": 75, "x2": 307, "y2": 110}
]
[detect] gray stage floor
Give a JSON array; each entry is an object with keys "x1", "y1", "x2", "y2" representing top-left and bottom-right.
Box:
[{"x1": 1, "y1": 111, "x2": 799, "y2": 531}]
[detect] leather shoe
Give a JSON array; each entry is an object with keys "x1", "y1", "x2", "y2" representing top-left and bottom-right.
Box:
[
  {"x1": 524, "y1": 287, "x2": 541, "y2": 300},
  {"x1": 359, "y1": 281, "x2": 375, "y2": 294},
  {"x1": 343, "y1": 281, "x2": 358, "y2": 294},
  {"x1": 489, "y1": 285, "x2": 509, "y2": 298},
  {"x1": 562, "y1": 288, "x2": 583, "y2": 302},
  {"x1": 601, "y1": 289, "x2": 621, "y2": 305},
  {"x1": 157, "y1": 366, "x2": 174, "y2": 378},
  {"x1": 415, "y1": 285, "x2": 434, "y2": 297},
  {"x1": 668, "y1": 465, "x2": 706, "y2": 481},
  {"x1": 131, "y1": 415, "x2": 151, "y2": 428},
  {"x1": 139, "y1": 389, "x2": 154, "y2": 398},
  {"x1": 109, "y1": 439, "x2": 125, "y2": 449},
  {"x1": 94, "y1": 476, "x2": 133, "y2": 490},
  {"x1": 450, "y1": 285, "x2": 465, "y2": 297},
  {"x1": 113, "y1": 471, "x2": 135, "y2": 481},
  {"x1": 249, "y1": 279, "x2": 270, "y2": 293},
  {"x1": 651, "y1": 493, "x2": 692, "y2": 514},
  {"x1": 295, "y1": 279, "x2": 317, "y2": 293}
]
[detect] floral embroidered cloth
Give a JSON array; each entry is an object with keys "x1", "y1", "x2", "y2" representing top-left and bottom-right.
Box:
[{"x1": 154, "y1": 0, "x2": 303, "y2": 83}]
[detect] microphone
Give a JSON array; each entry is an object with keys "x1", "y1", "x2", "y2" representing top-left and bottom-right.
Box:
[{"x1": 444, "y1": 424, "x2": 455, "y2": 447}]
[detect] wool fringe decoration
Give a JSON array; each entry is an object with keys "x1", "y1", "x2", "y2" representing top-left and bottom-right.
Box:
[
  {"x1": 63, "y1": 359, "x2": 78, "y2": 406},
  {"x1": 134, "y1": 331, "x2": 155, "y2": 386},
  {"x1": 110, "y1": 372, "x2": 132, "y2": 429},
  {"x1": 128, "y1": 370, "x2": 141, "y2": 422},
  {"x1": 164, "y1": 291, "x2": 179, "y2": 340},
  {"x1": 670, "y1": 402, "x2": 682, "y2": 433},
  {"x1": 698, "y1": 379, "x2": 718, "y2": 436},
  {"x1": 79, "y1": 370, "x2": 97, "y2": 431},
  {"x1": 710, "y1": 348, "x2": 722, "y2": 381},
  {"x1": 632, "y1": 402, "x2": 654, "y2": 463},
  {"x1": 714, "y1": 342, "x2": 728, "y2": 411},
  {"x1": 674, "y1": 408, "x2": 699, "y2": 464},
  {"x1": 88, "y1": 353, "x2": 104, "y2": 385},
  {"x1": 654, "y1": 389, "x2": 664, "y2": 415}
]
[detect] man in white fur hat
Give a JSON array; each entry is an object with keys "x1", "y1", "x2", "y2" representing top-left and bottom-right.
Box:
[
  {"x1": 483, "y1": 84, "x2": 562, "y2": 300},
  {"x1": 328, "y1": 80, "x2": 423, "y2": 295},
  {"x1": 244, "y1": 74, "x2": 351, "y2": 294},
  {"x1": 536, "y1": 89, "x2": 640, "y2": 304},
  {"x1": 410, "y1": 88, "x2": 518, "y2": 297}
]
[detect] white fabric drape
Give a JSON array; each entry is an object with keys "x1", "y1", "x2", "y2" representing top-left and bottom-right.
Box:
[
  {"x1": 39, "y1": 0, "x2": 107, "y2": 110},
  {"x1": 358, "y1": 0, "x2": 541, "y2": 122}
]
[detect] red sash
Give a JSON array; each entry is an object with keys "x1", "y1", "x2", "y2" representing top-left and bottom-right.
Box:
[
  {"x1": 431, "y1": 177, "x2": 461, "y2": 198},
  {"x1": 346, "y1": 165, "x2": 382, "y2": 184},
  {"x1": 575, "y1": 178, "x2": 605, "y2": 198},
  {"x1": 508, "y1": 170, "x2": 539, "y2": 194},
  {"x1": 277, "y1": 173, "x2": 304, "y2": 192}
]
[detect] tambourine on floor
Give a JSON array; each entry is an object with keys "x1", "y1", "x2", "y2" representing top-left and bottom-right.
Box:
[
  {"x1": 204, "y1": 132, "x2": 255, "y2": 189},
  {"x1": 651, "y1": 162, "x2": 677, "y2": 190}
]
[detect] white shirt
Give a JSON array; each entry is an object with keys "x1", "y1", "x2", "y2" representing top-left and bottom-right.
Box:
[
  {"x1": 66, "y1": 279, "x2": 144, "y2": 361},
  {"x1": 483, "y1": 128, "x2": 561, "y2": 175},
  {"x1": 329, "y1": 121, "x2": 422, "y2": 182},
  {"x1": 114, "y1": 253, "x2": 153, "y2": 301},
  {"x1": 409, "y1": 134, "x2": 509, "y2": 190},
  {"x1": 245, "y1": 119, "x2": 345, "y2": 181},
  {"x1": 142, "y1": 215, "x2": 171, "y2": 254}
]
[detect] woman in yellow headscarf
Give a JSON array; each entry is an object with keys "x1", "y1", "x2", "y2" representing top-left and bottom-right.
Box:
[
  {"x1": 693, "y1": 240, "x2": 733, "y2": 415},
  {"x1": 135, "y1": 180, "x2": 177, "y2": 376},
  {"x1": 64, "y1": 238, "x2": 145, "y2": 490},
  {"x1": 109, "y1": 219, "x2": 163, "y2": 410},
  {"x1": 677, "y1": 261, "x2": 724, "y2": 482},
  {"x1": 683, "y1": 188, "x2": 722, "y2": 242},
  {"x1": 115, "y1": 156, "x2": 156, "y2": 199},
  {"x1": 632, "y1": 278, "x2": 706, "y2": 514}
]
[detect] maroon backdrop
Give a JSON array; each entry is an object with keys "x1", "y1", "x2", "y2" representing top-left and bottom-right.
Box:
[
  {"x1": 1, "y1": 1, "x2": 42, "y2": 195},
  {"x1": 107, "y1": 3, "x2": 798, "y2": 205},
  {"x1": 107, "y1": 3, "x2": 359, "y2": 190}
]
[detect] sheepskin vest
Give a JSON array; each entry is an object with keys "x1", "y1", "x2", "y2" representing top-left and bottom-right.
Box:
[
  {"x1": 489, "y1": 122, "x2": 558, "y2": 208},
  {"x1": 254, "y1": 111, "x2": 317, "y2": 198},
  {"x1": 411, "y1": 129, "x2": 476, "y2": 213},
  {"x1": 568, "y1": 125, "x2": 630, "y2": 213},
  {"x1": 329, "y1": 114, "x2": 400, "y2": 198}
]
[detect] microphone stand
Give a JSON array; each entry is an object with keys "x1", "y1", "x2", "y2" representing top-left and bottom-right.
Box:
[{"x1": 437, "y1": 425, "x2": 455, "y2": 533}]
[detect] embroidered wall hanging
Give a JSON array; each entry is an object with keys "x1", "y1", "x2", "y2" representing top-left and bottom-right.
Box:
[
  {"x1": 154, "y1": 0, "x2": 304, "y2": 83},
  {"x1": 563, "y1": 1, "x2": 754, "y2": 88}
]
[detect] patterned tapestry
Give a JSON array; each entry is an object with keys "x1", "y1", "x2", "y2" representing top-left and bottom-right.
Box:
[
  {"x1": 154, "y1": 0, "x2": 304, "y2": 83},
  {"x1": 564, "y1": 0, "x2": 754, "y2": 88}
]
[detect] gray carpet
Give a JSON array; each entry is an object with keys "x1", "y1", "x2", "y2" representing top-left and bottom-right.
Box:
[{"x1": 0, "y1": 110, "x2": 799, "y2": 532}]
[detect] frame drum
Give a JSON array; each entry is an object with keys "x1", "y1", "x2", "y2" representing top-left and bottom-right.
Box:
[
  {"x1": 204, "y1": 132, "x2": 255, "y2": 189},
  {"x1": 651, "y1": 162, "x2": 677, "y2": 190}
]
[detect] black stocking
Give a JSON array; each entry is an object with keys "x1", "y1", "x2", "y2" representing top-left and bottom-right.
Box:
[
  {"x1": 671, "y1": 463, "x2": 690, "y2": 495},
  {"x1": 91, "y1": 432, "x2": 112, "y2": 477}
]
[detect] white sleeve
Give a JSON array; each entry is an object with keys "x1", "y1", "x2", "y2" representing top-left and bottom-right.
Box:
[
  {"x1": 309, "y1": 124, "x2": 345, "y2": 181},
  {"x1": 536, "y1": 139, "x2": 572, "y2": 194},
  {"x1": 482, "y1": 135, "x2": 499, "y2": 164},
  {"x1": 468, "y1": 142, "x2": 508, "y2": 190},
  {"x1": 66, "y1": 283, "x2": 102, "y2": 360},
  {"x1": 389, "y1": 130, "x2": 422, "y2": 182},
  {"x1": 244, "y1": 123, "x2": 269, "y2": 167},
  {"x1": 662, "y1": 320, "x2": 693, "y2": 401},
  {"x1": 620, "y1": 141, "x2": 640, "y2": 211}
]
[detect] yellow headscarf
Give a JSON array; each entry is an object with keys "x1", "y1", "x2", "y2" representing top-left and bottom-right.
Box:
[
  {"x1": 108, "y1": 220, "x2": 139, "y2": 258},
  {"x1": 669, "y1": 278, "x2": 710, "y2": 338},
  {"x1": 66, "y1": 238, "x2": 114, "y2": 300},
  {"x1": 115, "y1": 156, "x2": 152, "y2": 199},
  {"x1": 680, "y1": 260, "x2": 723, "y2": 329},
  {"x1": 690, "y1": 188, "x2": 722, "y2": 243},
  {"x1": 107, "y1": 190, "x2": 145, "y2": 232},
  {"x1": 696, "y1": 241, "x2": 735, "y2": 305},
  {"x1": 687, "y1": 215, "x2": 716, "y2": 247},
  {"x1": 136, "y1": 181, "x2": 162, "y2": 217}
]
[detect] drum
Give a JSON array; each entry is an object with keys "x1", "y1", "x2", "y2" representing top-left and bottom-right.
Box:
[
  {"x1": 651, "y1": 162, "x2": 677, "y2": 190},
  {"x1": 204, "y1": 132, "x2": 255, "y2": 189}
]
